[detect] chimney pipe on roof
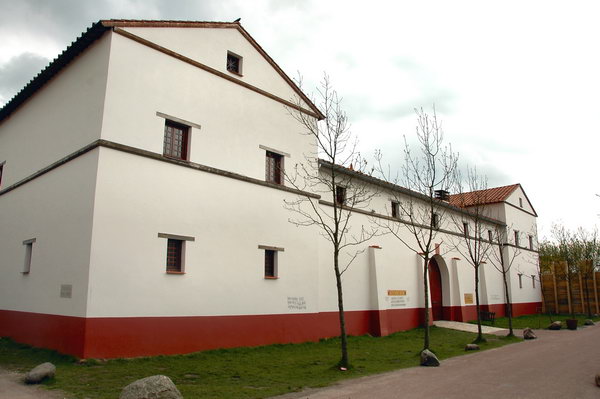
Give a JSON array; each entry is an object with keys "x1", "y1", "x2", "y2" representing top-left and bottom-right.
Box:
[{"x1": 435, "y1": 189, "x2": 450, "y2": 202}]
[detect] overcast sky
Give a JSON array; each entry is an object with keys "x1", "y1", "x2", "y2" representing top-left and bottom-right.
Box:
[{"x1": 1, "y1": 0, "x2": 598, "y2": 239}]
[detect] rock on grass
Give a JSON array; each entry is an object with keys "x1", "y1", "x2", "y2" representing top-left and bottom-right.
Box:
[
  {"x1": 420, "y1": 349, "x2": 440, "y2": 367},
  {"x1": 119, "y1": 375, "x2": 183, "y2": 399},
  {"x1": 25, "y1": 362, "x2": 55, "y2": 384}
]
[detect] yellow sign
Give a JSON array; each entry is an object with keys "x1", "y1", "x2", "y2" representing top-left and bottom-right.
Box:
[
  {"x1": 464, "y1": 293, "x2": 474, "y2": 304},
  {"x1": 388, "y1": 290, "x2": 407, "y2": 296}
]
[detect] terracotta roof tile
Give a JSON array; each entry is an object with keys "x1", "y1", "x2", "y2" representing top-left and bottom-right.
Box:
[{"x1": 449, "y1": 184, "x2": 520, "y2": 208}]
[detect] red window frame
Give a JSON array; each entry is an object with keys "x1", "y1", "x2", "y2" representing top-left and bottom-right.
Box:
[
  {"x1": 166, "y1": 239, "x2": 183, "y2": 273},
  {"x1": 265, "y1": 151, "x2": 283, "y2": 185},
  {"x1": 163, "y1": 121, "x2": 189, "y2": 160}
]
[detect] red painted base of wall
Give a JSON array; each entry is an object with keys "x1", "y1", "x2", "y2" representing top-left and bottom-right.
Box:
[
  {"x1": 0, "y1": 310, "x2": 86, "y2": 356},
  {"x1": 0, "y1": 302, "x2": 542, "y2": 358}
]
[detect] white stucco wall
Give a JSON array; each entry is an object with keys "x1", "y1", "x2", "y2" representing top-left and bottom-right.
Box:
[
  {"x1": 119, "y1": 26, "x2": 311, "y2": 110},
  {"x1": 0, "y1": 151, "x2": 98, "y2": 316},
  {"x1": 0, "y1": 34, "x2": 111, "y2": 188},
  {"x1": 85, "y1": 148, "x2": 320, "y2": 317},
  {"x1": 100, "y1": 31, "x2": 314, "y2": 184}
]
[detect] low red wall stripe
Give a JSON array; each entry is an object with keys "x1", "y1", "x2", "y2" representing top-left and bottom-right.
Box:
[
  {"x1": 0, "y1": 310, "x2": 86, "y2": 356},
  {"x1": 0, "y1": 302, "x2": 541, "y2": 359}
]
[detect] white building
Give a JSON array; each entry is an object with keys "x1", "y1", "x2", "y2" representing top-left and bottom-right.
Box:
[{"x1": 0, "y1": 20, "x2": 540, "y2": 359}]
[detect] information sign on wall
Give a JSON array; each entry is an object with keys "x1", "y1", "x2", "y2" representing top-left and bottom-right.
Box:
[{"x1": 464, "y1": 293, "x2": 474, "y2": 304}]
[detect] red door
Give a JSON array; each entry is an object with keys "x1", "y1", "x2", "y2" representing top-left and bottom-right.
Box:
[{"x1": 428, "y1": 258, "x2": 443, "y2": 320}]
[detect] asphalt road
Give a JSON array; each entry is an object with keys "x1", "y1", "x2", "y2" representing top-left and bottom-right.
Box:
[{"x1": 274, "y1": 324, "x2": 600, "y2": 399}]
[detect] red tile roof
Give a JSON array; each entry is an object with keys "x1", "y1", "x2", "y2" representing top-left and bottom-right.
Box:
[{"x1": 449, "y1": 184, "x2": 520, "y2": 208}]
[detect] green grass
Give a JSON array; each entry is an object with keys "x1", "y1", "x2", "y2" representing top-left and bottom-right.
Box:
[
  {"x1": 0, "y1": 327, "x2": 520, "y2": 399},
  {"x1": 475, "y1": 314, "x2": 600, "y2": 330}
]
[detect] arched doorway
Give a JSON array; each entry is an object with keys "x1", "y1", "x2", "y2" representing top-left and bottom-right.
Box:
[{"x1": 429, "y1": 258, "x2": 443, "y2": 320}]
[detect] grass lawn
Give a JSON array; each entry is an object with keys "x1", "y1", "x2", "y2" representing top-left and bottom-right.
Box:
[
  {"x1": 0, "y1": 327, "x2": 520, "y2": 399},
  {"x1": 476, "y1": 313, "x2": 600, "y2": 330}
]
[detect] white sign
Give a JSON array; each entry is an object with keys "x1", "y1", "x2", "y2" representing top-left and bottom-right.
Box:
[
  {"x1": 287, "y1": 296, "x2": 307, "y2": 311},
  {"x1": 390, "y1": 296, "x2": 408, "y2": 307}
]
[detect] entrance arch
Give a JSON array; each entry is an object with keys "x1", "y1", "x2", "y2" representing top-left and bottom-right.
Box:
[{"x1": 429, "y1": 258, "x2": 443, "y2": 320}]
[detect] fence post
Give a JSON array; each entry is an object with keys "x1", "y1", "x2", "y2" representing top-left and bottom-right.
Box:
[
  {"x1": 594, "y1": 271, "x2": 599, "y2": 315},
  {"x1": 565, "y1": 262, "x2": 572, "y2": 315},
  {"x1": 552, "y1": 264, "x2": 559, "y2": 313},
  {"x1": 578, "y1": 272, "x2": 585, "y2": 314}
]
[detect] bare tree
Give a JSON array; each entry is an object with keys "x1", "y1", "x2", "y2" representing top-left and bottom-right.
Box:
[
  {"x1": 284, "y1": 75, "x2": 378, "y2": 369},
  {"x1": 449, "y1": 168, "x2": 496, "y2": 343},
  {"x1": 376, "y1": 107, "x2": 458, "y2": 351},
  {"x1": 488, "y1": 225, "x2": 523, "y2": 337}
]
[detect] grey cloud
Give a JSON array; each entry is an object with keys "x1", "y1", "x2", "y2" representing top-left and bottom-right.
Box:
[
  {"x1": 344, "y1": 85, "x2": 456, "y2": 122},
  {"x1": 0, "y1": 0, "x2": 221, "y2": 47},
  {"x1": 0, "y1": 53, "x2": 49, "y2": 104},
  {"x1": 0, "y1": 0, "x2": 223, "y2": 105}
]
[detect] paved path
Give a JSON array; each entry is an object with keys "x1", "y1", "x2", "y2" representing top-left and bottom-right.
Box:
[
  {"x1": 433, "y1": 320, "x2": 508, "y2": 334},
  {"x1": 273, "y1": 324, "x2": 600, "y2": 399},
  {"x1": 0, "y1": 368, "x2": 66, "y2": 399}
]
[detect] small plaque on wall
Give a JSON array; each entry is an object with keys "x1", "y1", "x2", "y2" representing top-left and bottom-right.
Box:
[
  {"x1": 287, "y1": 296, "x2": 307, "y2": 311},
  {"x1": 464, "y1": 293, "x2": 473, "y2": 304},
  {"x1": 60, "y1": 284, "x2": 72, "y2": 298},
  {"x1": 387, "y1": 290, "x2": 407, "y2": 296}
]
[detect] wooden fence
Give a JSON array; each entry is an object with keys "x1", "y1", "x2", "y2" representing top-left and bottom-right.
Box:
[{"x1": 541, "y1": 261, "x2": 600, "y2": 315}]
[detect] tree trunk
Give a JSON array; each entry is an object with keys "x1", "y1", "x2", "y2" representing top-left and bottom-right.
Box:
[
  {"x1": 333, "y1": 249, "x2": 349, "y2": 368},
  {"x1": 423, "y1": 256, "x2": 430, "y2": 350},
  {"x1": 474, "y1": 265, "x2": 484, "y2": 342},
  {"x1": 503, "y1": 270, "x2": 514, "y2": 336}
]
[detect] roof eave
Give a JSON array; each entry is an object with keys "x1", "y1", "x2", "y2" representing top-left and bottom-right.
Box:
[
  {"x1": 318, "y1": 160, "x2": 506, "y2": 226},
  {"x1": 0, "y1": 19, "x2": 324, "y2": 124},
  {"x1": 0, "y1": 21, "x2": 111, "y2": 124}
]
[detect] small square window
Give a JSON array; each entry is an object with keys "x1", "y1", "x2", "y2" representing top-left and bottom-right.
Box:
[
  {"x1": 531, "y1": 275, "x2": 536, "y2": 288},
  {"x1": 22, "y1": 238, "x2": 35, "y2": 274},
  {"x1": 166, "y1": 239, "x2": 184, "y2": 273},
  {"x1": 391, "y1": 201, "x2": 399, "y2": 218},
  {"x1": 163, "y1": 120, "x2": 189, "y2": 160},
  {"x1": 265, "y1": 151, "x2": 284, "y2": 185},
  {"x1": 463, "y1": 222, "x2": 469, "y2": 237},
  {"x1": 226, "y1": 52, "x2": 242, "y2": 75},
  {"x1": 265, "y1": 250, "x2": 277, "y2": 278},
  {"x1": 432, "y1": 213, "x2": 440, "y2": 229},
  {"x1": 514, "y1": 231, "x2": 520, "y2": 246},
  {"x1": 529, "y1": 235, "x2": 534, "y2": 250},
  {"x1": 336, "y1": 186, "x2": 346, "y2": 205},
  {"x1": 488, "y1": 230, "x2": 493, "y2": 242},
  {"x1": 518, "y1": 273, "x2": 523, "y2": 289},
  {"x1": 519, "y1": 197, "x2": 523, "y2": 208}
]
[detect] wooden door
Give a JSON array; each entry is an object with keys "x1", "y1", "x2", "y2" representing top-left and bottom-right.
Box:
[{"x1": 429, "y1": 258, "x2": 443, "y2": 320}]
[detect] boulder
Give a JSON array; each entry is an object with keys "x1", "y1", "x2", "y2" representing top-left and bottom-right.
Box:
[
  {"x1": 523, "y1": 328, "x2": 537, "y2": 340},
  {"x1": 119, "y1": 375, "x2": 183, "y2": 399},
  {"x1": 24, "y1": 362, "x2": 56, "y2": 384},
  {"x1": 548, "y1": 321, "x2": 562, "y2": 330},
  {"x1": 596, "y1": 373, "x2": 600, "y2": 387},
  {"x1": 420, "y1": 349, "x2": 440, "y2": 367},
  {"x1": 584, "y1": 319, "x2": 595, "y2": 326},
  {"x1": 465, "y1": 344, "x2": 480, "y2": 351}
]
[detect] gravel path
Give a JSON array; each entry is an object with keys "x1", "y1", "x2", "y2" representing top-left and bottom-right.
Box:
[
  {"x1": 0, "y1": 367, "x2": 67, "y2": 399},
  {"x1": 273, "y1": 324, "x2": 600, "y2": 399}
]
